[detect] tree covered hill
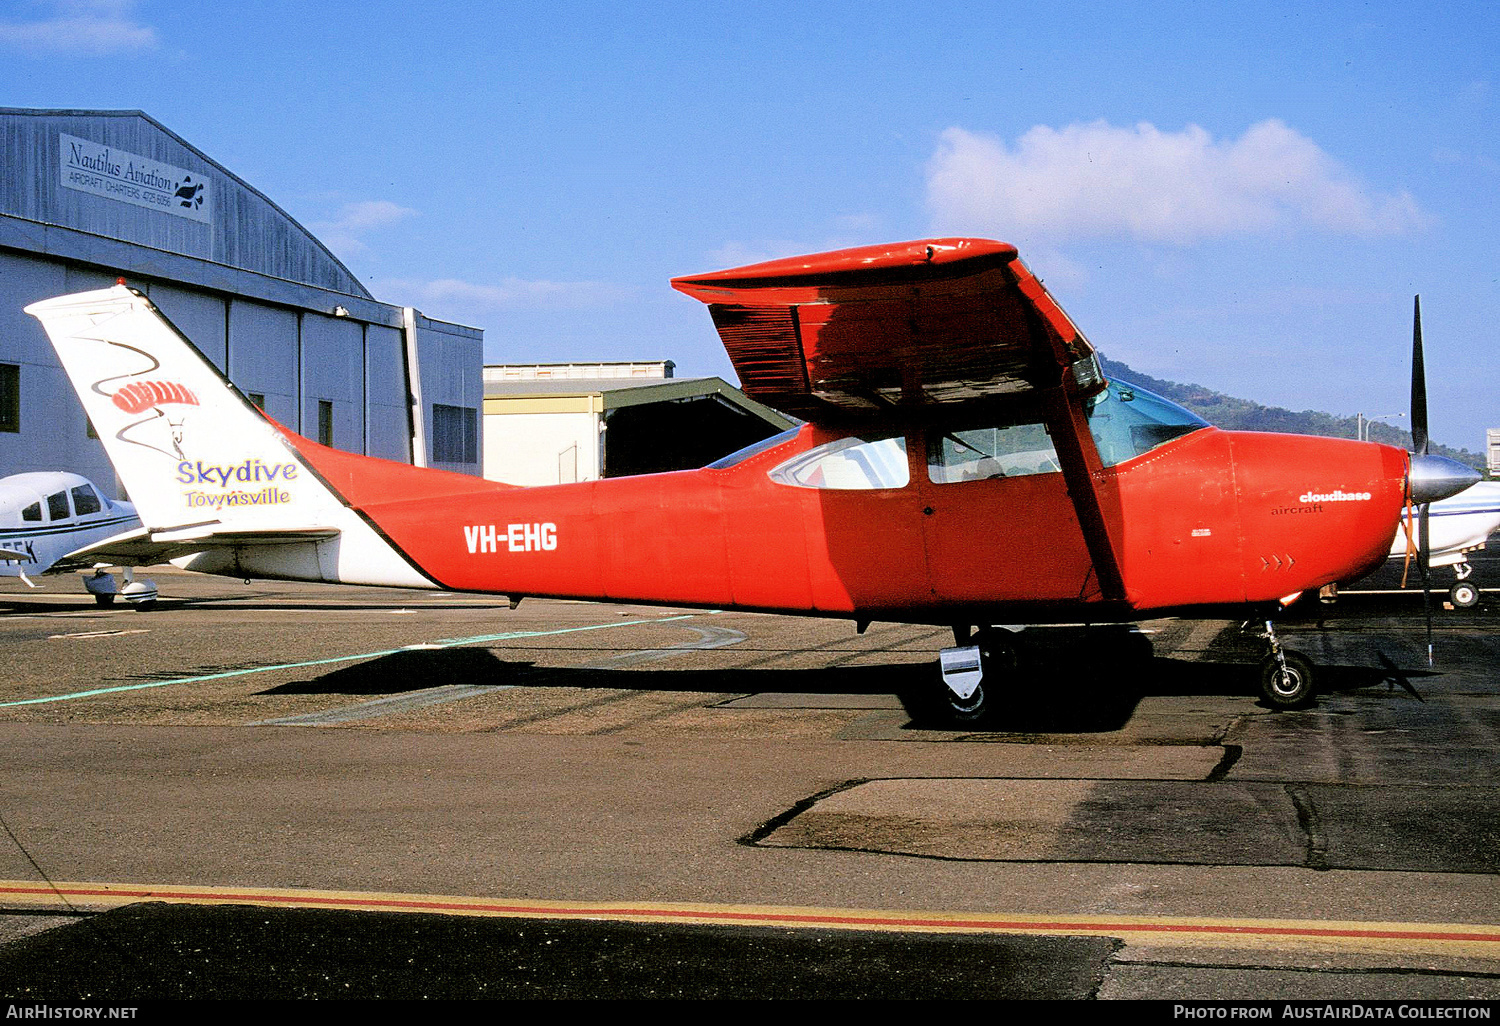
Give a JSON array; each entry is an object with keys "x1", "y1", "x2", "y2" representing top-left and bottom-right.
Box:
[{"x1": 1099, "y1": 356, "x2": 1485, "y2": 471}]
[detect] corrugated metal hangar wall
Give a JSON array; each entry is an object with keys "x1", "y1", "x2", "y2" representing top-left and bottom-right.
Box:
[{"x1": 0, "y1": 108, "x2": 482, "y2": 495}]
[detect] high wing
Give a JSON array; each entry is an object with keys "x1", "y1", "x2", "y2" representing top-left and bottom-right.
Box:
[
  {"x1": 673, "y1": 238, "x2": 1124, "y2": 599},
  {"x1": 670, "y1": 238, "x2": 1105, "y2": 418}
]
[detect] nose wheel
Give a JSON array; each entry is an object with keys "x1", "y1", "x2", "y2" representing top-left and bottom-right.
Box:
[
  {"x1": 1256, "y1": 619, "x2": 1315, "y2": 709},
  {"x1": 1449, "y1": 579, "x2": 1480, "y2": 609},
  {"x1": 1258, "y1": 649, "x2": 1315, "y2": 708}
]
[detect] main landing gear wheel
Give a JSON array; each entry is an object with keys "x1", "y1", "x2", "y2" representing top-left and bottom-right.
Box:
[
  {"x1": 1450, "y1": 580, "x2": 1480, "y2": 608},
  {"x1": 939, "y1": 628, "x2": 1017, "y2": 725},
  {"x1": 1258, "y1": 650, "x2": 1315, "y2": 709}
]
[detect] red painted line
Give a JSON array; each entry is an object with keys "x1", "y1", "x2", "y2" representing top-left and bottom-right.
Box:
[{"x1": 4, "y1": 884, "x2": 1498, "y2": 945}]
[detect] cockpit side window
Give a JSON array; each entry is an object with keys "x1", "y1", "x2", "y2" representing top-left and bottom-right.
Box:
[
  {"x1": 46, "y1": 491, "x2": 70, "y2": 521},
  {"x1": 21, "y1": 501, "x2": 41, "y2": 522},
  {"x1": 71, "y1": 484, "x2": 102, "y2": 516},
  {"x1": 769, "y1": 434, "x2": 909, "y2": 490},
  {"x1": 1086, "y1": 382, "x2": 1209, "y2": 467},
  {"x1": 928, "y1": 419, "x2": 1060, "y2": 484}
]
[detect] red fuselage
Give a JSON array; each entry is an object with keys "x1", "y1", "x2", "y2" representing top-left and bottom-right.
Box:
[{"x1": 287, "y1": 417, "x2": 1407, "y2": 625}]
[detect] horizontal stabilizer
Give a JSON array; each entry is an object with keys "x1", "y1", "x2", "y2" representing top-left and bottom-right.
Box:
[{"x1": 55, "y1": 524, "x2": 343, "y2": 570}]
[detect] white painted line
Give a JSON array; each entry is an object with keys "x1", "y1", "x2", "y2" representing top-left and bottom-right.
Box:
[{"x1": 0, "y1": 614, "x2": 697, "y2": 708}]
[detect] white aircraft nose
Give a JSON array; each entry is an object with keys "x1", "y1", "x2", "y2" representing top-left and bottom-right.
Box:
[{"x1": 1410, "y1": 454, "x2": 1482, "y2": 505}]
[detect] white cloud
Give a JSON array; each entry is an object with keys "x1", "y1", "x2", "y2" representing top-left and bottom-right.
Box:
[
  {"x1": 378, "y1": 276, "x2": 635, "y2": 313},
  {"x1": 926, "y1": 120, "x2": 1429, "y2": 244},
  {"x1": 0, "y1": 1, "x2": 159, "y2": 54},
  {"x1": 308, "y1": 200, "x2": 418, "y2": 257}
]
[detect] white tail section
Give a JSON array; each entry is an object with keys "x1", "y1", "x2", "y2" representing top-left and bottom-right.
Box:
[
  {"x1": 26, "y1": 287, "x2": 432, "y2": 589},
  {"x1": 27, "y1": 286, "x2": 342, "y2": 533}
]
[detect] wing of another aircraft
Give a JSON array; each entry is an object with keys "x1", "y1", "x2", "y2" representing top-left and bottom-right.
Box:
[{"x1": 671, "y1": 238, "x2": 1104, "y2": 418}]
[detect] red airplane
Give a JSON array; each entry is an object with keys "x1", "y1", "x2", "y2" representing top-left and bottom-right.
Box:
[{"x1": 25, "y1": 239, "x2": 1478, "y2": 719}]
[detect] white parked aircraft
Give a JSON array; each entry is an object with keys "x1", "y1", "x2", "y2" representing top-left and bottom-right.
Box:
[
  {"x1": 0, "y1": 471, "x2": 157, "y2": 606},
  {"x1": 1388, "y1": 480, "x2": 1500, "y2": 608}
]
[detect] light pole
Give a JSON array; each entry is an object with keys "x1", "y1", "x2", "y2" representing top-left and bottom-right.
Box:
[{"x1": 1357, "y1": 412, "x2": 1406, "y2": 442}]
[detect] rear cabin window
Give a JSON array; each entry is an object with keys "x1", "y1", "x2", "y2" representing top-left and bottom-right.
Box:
[
  {"x1": 928, "y1": 419, "x2": 1061, "y2": 483},
  {"x1": 21, "y1": 502, "x2": 41, "y2": 522},
  {"x1": 769, "y1": 435, "x2": 909, "y2": 490}
]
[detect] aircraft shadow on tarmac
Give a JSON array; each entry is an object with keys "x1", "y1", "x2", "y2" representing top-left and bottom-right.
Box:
[{"x1": 257, "y1": 629, "x2": 1411, "y2": 734}]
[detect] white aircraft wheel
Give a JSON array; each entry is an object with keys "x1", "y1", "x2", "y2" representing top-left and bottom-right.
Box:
[
  {"x1": 1450, "y1": 580, "x2": 1480, "y2": 608},
  {"x1": 1258, "y1": 651, "x2": 1315, "y2": 709}
]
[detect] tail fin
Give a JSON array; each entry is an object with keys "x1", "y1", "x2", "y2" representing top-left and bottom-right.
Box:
[
  {"x1": 26, "y1": 286, "x2": 432, "y2": 588},
  {"x1": 26, "y1": 286, "x2": 340, "y2": 534}
]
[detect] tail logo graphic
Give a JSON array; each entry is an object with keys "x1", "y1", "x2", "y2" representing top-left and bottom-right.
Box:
[
  {"x1": 111, "y1": 380, "x2": 200, "y2": 414},
  {"x1": 89, "y1": 342, "x2": 202, "y2": 461}
]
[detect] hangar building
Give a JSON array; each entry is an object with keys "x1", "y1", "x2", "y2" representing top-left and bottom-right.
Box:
[{"x1": 0, "y1": 108, "x2": 482, "y2": 498}]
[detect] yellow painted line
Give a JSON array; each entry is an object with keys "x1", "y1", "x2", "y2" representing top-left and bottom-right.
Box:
[{"x1": 4, "y1": 881, "x2": 1500, "y2": 959}]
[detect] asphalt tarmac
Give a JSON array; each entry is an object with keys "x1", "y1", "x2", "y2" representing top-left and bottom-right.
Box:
[{"x1": 0, "y1": 562, "x2": 1497, "y2": 1002}]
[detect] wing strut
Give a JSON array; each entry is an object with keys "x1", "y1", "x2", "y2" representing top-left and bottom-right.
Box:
[
  {"x1": 1042, "y1": 380, "x2": 1126, "y2": 603},
  {"x1": 1007, "y1": 255, "x2": 1126, "y2": 604}
]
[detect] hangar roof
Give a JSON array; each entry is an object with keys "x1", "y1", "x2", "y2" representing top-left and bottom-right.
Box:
[
  {"x1": 0, "y1": 107, "x2": 377, "y2": 306},
  {"x1": 483, "y1": 374, "x2": 795, "y2": 427}
]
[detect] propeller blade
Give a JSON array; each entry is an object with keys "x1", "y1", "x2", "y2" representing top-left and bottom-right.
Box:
[
  {"x1": 1400, "y1": 499, "x2": 1416, "y2": 589},
  {"x1": 1411, "y1": 294, "x2": 1428, "y2": 455},
  {"x1": 1420, "y1": 500, "x2": 1433, "y2": 667}
]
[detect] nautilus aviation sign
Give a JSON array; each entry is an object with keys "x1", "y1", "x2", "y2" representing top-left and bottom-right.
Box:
[
  {"x1": 25, "y1": 288, "x2": 327, "y2": 529},
  {"x1": 58, "y1": 133, "x2": 212, "y2": 225}
]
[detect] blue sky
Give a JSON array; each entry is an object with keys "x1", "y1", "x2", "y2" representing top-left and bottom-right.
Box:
[{"x1": 4, "y1": 0, "x2": 1497, "y2": 450}]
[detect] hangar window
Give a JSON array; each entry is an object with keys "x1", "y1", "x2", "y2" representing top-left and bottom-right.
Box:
[
  {"x1": 769, "y1": 434, "x2": 909, "y2": 490},
  {"x1": 47, "y1": 491, "x2": 69, "y2": 521},
  {"x1": 317, "y1": 400, "x2": 334, "y2": 447},
  {"x1": 433, "y1": 404, "x2": 478, "y2": 463},
  {"x1": 0, "y1": 364, "x2": 17, "y2": 433}
]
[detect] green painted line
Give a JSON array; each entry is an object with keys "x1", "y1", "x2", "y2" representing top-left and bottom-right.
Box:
[{"x1": 0, "y1": 614, "x2": 697, "y2": 708}]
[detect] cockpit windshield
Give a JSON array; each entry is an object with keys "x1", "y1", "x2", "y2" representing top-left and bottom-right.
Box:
[{"x1": 1086, "y1": 381, "x2": 1208, "y2": 467}]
